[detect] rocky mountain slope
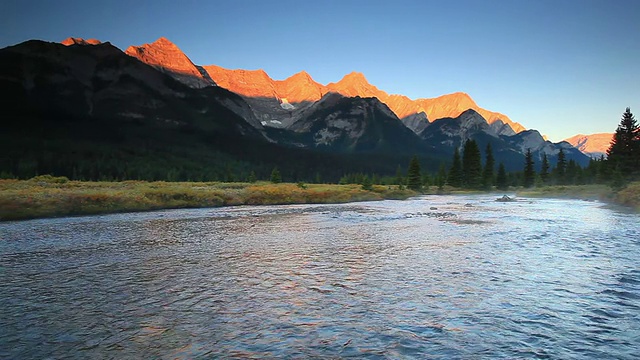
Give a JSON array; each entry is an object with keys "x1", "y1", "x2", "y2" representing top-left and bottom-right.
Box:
[
  {"x1": 0, "y1": 36, "x2": 592, "y2": 182},
  {"x1": 564, "y1": 133, "x2": 612, "y2": 158},
  {"x1": 125, "y1": 37, "x2": 215, "y2": 88}
]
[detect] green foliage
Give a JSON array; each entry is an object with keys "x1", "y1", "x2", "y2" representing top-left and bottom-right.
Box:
[
  {"x1": 540, "y1": 153, "x2": 550, "y2": 185},
  {"x1": 296, "y1": 182, "x2": 307, "y2": 189},
  {"x1": 482, "y1": 143, "x2": 495, "y2": 190},
  {"x1": 462, "y1": 139, "x2": 483, "y2": 189},
  {"x1": 496, "y1": 163, "x2": 508, "y2": 190},
  {"x1": 406, "y1": 155, "x2": 422, "y2": 191},
  {"x1": 554, "y1": 149, "x2": 567, "y2": 185},
  {"x1": 447, "y1": 148, "x2": 463, "y2": 188},
  {"x1": 270, "y1": 167, "x2": 282, "y2": 184},
  {"x1": 607, "y1": 107, "x2": 640, "y2": 178},
  {"x1": 436, "y1": 163, "x2": 447, "y2": 189},
  {"x1": 394, "y1": 165, "x2": 404, "y2": 186},
  {"x1": 523, "y1": 149, "x2": 536, "y2": 188},
  {"x1": 361, "y1": 175, "x2": 373, "y2": 191},
  {"x1": 248, "y1": 171, "x2": 257, "y2": 183}
]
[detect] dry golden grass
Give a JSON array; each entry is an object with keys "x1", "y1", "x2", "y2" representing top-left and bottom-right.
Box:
[{"x1": 0, "y1": 177, "x2": 416, "y2": 221}]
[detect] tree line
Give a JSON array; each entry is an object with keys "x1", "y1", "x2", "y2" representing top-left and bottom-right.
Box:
[{"x1": 338, "y1": 107, "x2": 639, "y2": 191}]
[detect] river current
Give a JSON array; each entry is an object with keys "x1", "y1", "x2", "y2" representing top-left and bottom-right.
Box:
[{"x1": 1, "y1": 194, "x2": 639, "y2": 359}]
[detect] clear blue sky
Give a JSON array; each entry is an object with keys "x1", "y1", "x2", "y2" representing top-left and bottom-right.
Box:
[{"x1": 2, "y1": 0, "x2": 639, "y2": 141}]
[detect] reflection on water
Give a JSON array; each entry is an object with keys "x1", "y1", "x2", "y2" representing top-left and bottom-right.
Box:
[{"x1": 1, "y1": 195, "x2": 639, "y2": 358}]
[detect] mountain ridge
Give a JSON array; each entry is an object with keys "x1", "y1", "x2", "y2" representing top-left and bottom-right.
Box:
[
  {"x1": 117, "y1": 37, "x2": 526, "y2": 137},
  {"x1": 564, "y1": 133, "x2": 612, "y2": 158}
]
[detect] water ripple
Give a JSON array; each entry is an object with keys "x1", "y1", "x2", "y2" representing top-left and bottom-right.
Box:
[{"x1": 1, "y1": 195, "x2": 639, "y2": 358}]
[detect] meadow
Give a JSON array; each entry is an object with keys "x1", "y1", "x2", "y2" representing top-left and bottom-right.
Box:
[
  {"x1": 2, "y1": 176, "x2": 638, "y2": 221},
  {"x1": 0, "y1": 176, "x2": 416, "y2": 221}
]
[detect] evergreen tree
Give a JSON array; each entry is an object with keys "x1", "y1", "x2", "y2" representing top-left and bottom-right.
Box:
[
  {"x1": 566, "y1": 159, "x2": 578, "y2": 185},
  {"x1": 540, "y1": 153, "x2": 550, "y2": 185},
  {"x1": 270, "y1": 167, "x2": 282, "y2": 183},
  {"x1": 523, "y1": 149, "x2": 536, "y2": 188},
  {"x1": 462, "y1": 139, "x2": 483, "y2": 189},
  {"x1": 248, "y1": 171, "x2": 257, "y2": 183},
  {"x1": 447, "y1": 148, "x2": 463, "y2": 188},
  {"x1": 496, "y1": 163, "x2": 508, "y2": 190},
  {"x1": 482, "y1": 143, "x2": 495, "y2": 189},
  {"x1": 422, "y1": 173, "x2": 432, "y2": 188},
  {"x1": 607, "y1": 107, "x2": 640, "y2": 177},
  {"x1": 436, "y1": 163, "x2": 447, "y2": 189},
  {"x1": 361, "y1": 175, "x2": 373, "y2": 191},
  {"x1": 406, "y1": 155, "x2": 423, "y2": 191},
  {"x1": 554, "y1": 149, "x2": 567, "y2": 184}
]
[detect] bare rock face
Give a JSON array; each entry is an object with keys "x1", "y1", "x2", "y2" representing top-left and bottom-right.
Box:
[
  {"x1": 121, "y1": 37, "x2": 526, "y2": 138},
  {"x1": 61, "y1": 37, "x2": 102, "y2": 46},
  {"x1": 204, "y1": 66, "x2": 328, "y2": 128},
  {"x1": 325, "y1": 72, "x2": 429, "y2": 133},
  {"x1": 125, "y1": 37, "x2": 215, "y2": 88},
  {"x1": 564, "y1": 133, "x2": 612, "y2": 158},
  {"x1": 274, "y1": 71, "x2": 326, "y2": 104},
  {"x1": 416, "y1": 92, "x2": 524, "y2": 136}
]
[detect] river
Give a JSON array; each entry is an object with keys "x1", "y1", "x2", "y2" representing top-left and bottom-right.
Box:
[{"x1": 1, "y1": 194, "x2": 639, "y2": 359}]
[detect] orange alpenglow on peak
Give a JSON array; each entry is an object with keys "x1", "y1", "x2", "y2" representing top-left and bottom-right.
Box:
[
  {"x1": 61, "y1": 37, "x2": 102, "y2": 46},
  {"x1": 203, "y1": 65, "x2": 278, "y2": 99},
  {"x1": 124, "y1": 37, "x2": 213, "y2": 88}
]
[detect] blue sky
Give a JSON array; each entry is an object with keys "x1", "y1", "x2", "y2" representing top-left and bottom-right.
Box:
[{"x1": 2, "y1": 0, "x2": 639, "y2": 141}]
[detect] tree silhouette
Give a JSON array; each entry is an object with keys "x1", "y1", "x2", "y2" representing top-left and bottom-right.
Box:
[
  {"x1": 447, "y1": 148, "x2": 463, "y2": 188},
  {"x1": 523, "y1": 149, "x2": 535, "y2": 188},
  {"x1": 482, "y1": 143, "x2": 495, "y2": 189},
  {"x1": 270, "y1": 167, "x2": 282, "y2": 183},
  {"x1": 496, "y1": 163, "x2": 508, "y2": 190},
  {"x1": 540, "y1": 153, "x2": 550, "y2": 185},
  {"x1": 462, "y1": 139, "x2": 483, "y2": 189},
  {"x1": 607, "y1": 107, "x2": 640, "y2": 177},
  {"x1": 554, "y1": 148, "x2": 567, "y2": 184},
  {"x1": 406, "y1": 155, "x2": 423, "y2": 191}
]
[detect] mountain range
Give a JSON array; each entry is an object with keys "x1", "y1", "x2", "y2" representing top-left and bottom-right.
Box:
[{"x1": 0, "y1": 36, "x2": 599, "y2": 182}]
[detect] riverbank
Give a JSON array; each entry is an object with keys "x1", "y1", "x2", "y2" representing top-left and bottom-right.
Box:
[
  {"x1": 0, "y1": 177, "x2": 417, "y2": 221},
  {"x1": 516, "y1": 183, "x2": 640, "y2": 211},
  {"x1": 3, "y1": 178, "x2": 639, "y2": 221}
]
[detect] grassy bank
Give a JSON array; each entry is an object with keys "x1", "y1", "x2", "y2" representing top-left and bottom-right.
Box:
[
  {"x1": 516, "y1": 183, "x2": 640, "y2": 211},
  {"x1": 0, "y1": 176, "x2": 417, "y2": 221}
]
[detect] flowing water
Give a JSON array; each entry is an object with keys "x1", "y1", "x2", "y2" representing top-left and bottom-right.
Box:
[{"x1": 1, "y1": 195, "x2": 639, "y2": 359}]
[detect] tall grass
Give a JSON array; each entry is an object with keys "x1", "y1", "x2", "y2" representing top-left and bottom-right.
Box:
[{"x1": 0, "y1": 177, "x2": 416, "y2": 221}]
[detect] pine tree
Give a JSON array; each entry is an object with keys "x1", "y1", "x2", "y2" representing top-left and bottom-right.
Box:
[
  {"x1": 607, "y1": 107, "x2": 640, "y2": 177},
  {"x1": 540, "y1": 153, "x2": 550, "y2": 185},
  {"x1": 566, "y1": 159, "x2": 578, "y2": 185},
  {"x1": 496, "y1": 163, "x2": 508, "y2": 190},
  {"x1": 361, "y1": 175, "x2": 373, "y2": 191},
  {"x1": 482, "y1": 143, "x2": 495, "y2": 190},
  {"x1": 436, "y1": 163, "x2": 447, "y2": 189},
  {"x1": 406, "y1": 155, "x2": 422, "y2": 191},
  {"x1": 554, "y1": 149, "x2": 567, "y2": 184},
  {"x1": 523, "y1": 149, "x2": 535, "y2": 188},
  {"x1": 270, "y1": 167, "x2": 282, "y2": 183},
  {"x1": 447, "y1": 148, "x2": 463, "y2": 188},
  {"x1": 462, "y1": 139, "x2": 483, "y2": 189},
  {"x1": 248, "y1": 171, "x2": 257, "y2": 183}
]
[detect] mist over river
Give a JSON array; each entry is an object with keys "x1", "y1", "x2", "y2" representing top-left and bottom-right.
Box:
[{"x1": 1, "y1": 194, "x2": 639, "y2": 359}]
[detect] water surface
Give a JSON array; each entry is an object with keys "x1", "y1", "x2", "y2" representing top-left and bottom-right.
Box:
[{"x1": 1, "y1": 195, "x2": 639, "y2": 358}]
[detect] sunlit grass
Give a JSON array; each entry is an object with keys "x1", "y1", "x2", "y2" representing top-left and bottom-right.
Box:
[
  {"x1": 0, "y1": 177, "x2": 417, "y2": 221},
  {"x1": 614, "y1": 181, "x2": 640, "y2": 211},
  {"x1": 516, "y1": 184, "x2": 614, "y2": 201}
]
